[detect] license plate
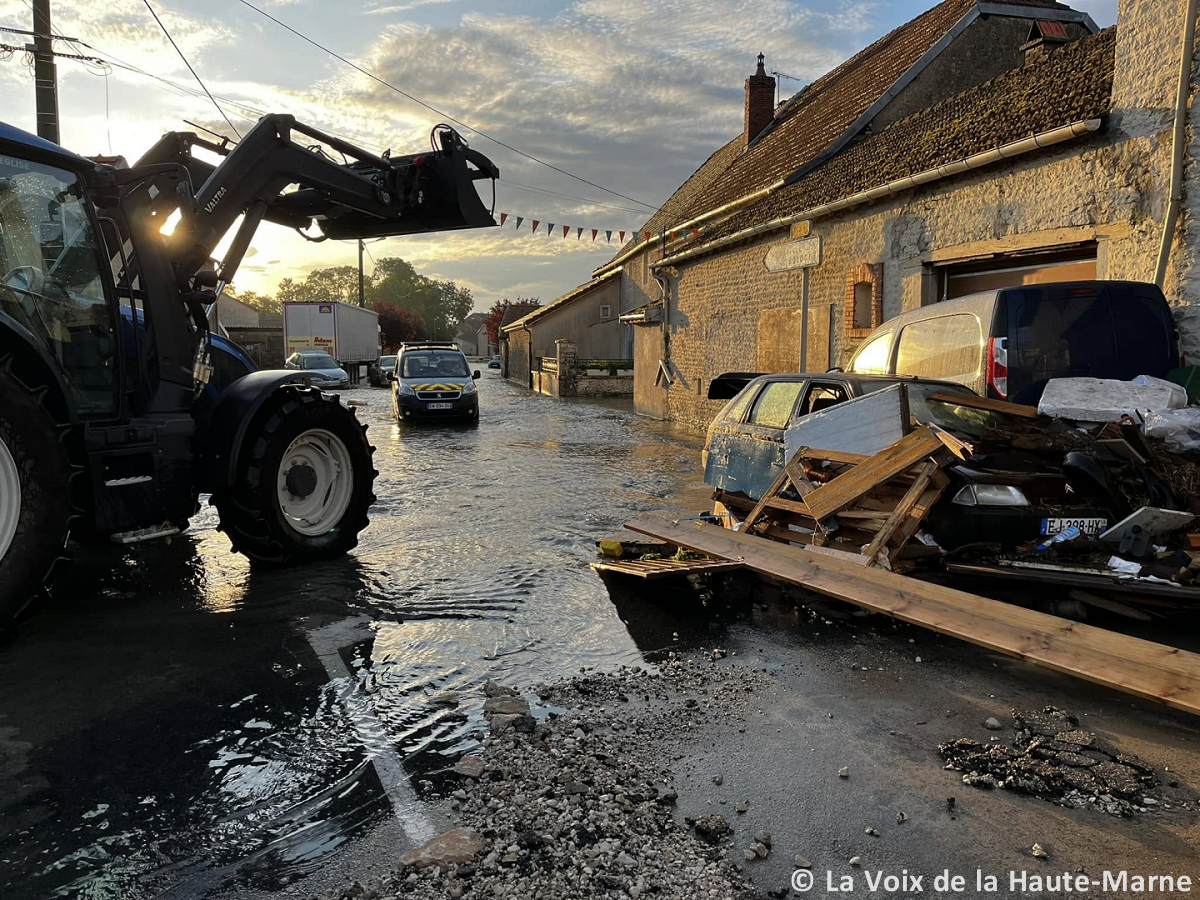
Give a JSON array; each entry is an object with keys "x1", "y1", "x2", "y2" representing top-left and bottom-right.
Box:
[
  {"x1": 427, "y1": 402, "x2": 453, "y2": 410},
  {"x1": 1041, "y1": 517, "x2": 1107, "y2": 536}
]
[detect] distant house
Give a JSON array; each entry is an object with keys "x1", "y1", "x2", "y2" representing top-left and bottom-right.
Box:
[
  {"x1": 501, "y1": 272, "x2": 622, "y2": 388},
  {"x1": 497, "y1": 302, "x2": 542, "y2": 380},
  {"x1": 454, "y1": 312, "x2": 488, "y2": 356},
  {"x1": 206, "y1": 296, "x2": 285, "y2": 368}
]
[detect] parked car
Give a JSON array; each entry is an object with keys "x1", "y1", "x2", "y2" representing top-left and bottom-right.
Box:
[
  {"x1": 704, "y1": 372, "x2": 1113, "y2": 549},
  {"x1": 488, "y1": 354, "x2": 501, "y2": 369},
  {"x1": 283, "y1": 349, "x2": 351, "y2": 389},
  {"x1": 368, "y1": 354, "x2": 397, "y2": 387},
  {"x1": 391, "y1": 342, "x2": 481, "y2": 422},
  {"x1": 845, "y1": 281, "x2": 1180, "y2": 404}
]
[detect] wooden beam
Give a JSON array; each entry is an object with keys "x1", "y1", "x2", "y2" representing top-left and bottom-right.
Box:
[
  {"x1": 862, "y1": 461, "x2": 936, "y2": 564},
  {"x1": 625, "y1": 516, "x2": 1200, "y2": 717},
  {"x1": 927, "y1": 390, "x2": 1039, "y2": 419},
  {"x1": 801, "y1": 427, "x2": 944, "y2": 522}
]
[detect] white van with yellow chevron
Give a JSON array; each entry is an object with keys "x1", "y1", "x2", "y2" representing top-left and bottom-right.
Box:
[{"x1": 391, "y1": 342, "x2": 481, "y2": 422}]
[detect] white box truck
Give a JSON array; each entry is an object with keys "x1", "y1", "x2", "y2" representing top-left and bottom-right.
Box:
[{"x1": 283, "y1": 302, "x2": 380, "y2": 366}]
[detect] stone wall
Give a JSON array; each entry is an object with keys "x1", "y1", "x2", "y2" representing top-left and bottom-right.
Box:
[{"x1": 505, "y1": 330, "x2": 531, "y2": 388}]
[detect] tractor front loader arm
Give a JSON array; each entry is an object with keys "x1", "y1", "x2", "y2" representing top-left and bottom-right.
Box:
[{"x1": 146, "y1": 115, "x2": 499, "y2": 290}]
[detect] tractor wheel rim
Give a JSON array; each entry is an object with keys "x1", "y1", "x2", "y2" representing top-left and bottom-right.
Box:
[
  {"x1": 277, "y1": 428, "x2": 354, "y2": 537},
  {"x1": 0, "y1": 435, "x2": 21, "y2": 562}
]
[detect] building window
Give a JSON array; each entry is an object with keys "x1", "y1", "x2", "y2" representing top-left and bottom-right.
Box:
[
  {"x1": 852, "y1": 282, "x2": 874, "y2": 329},
  {"x1": 844, "y1": 263, "x2": 883, "y2": 340},
  {"x1": 599, "y1": 304, "x2": 612, "y2": 320}
]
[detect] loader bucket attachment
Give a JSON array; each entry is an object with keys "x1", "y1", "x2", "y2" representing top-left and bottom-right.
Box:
[{"x1": 321, "y1": 140, "x2": 499, "y2": 240}]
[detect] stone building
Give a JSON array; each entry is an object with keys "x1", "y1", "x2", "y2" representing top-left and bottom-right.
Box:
[{"x1": 598, "y1": 0, "x2": 1196, "y2": 433}]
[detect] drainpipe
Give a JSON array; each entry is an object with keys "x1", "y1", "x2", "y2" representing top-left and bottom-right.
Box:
[
  {"x1": 524, "y1": 323, "x2": 534, "y2": 389},
  {"x1": 1154, "y1": 0, "x2": 1199, "y2": 289}
]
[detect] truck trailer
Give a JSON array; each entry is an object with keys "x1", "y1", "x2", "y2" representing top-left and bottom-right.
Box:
[{"x1": 283, "y1": 301, "x2": 380, "y2": 377}]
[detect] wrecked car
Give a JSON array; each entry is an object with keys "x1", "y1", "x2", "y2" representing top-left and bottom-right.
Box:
[{"x1": 703, "y1": 372, "x2": 1148, "y2": 551}]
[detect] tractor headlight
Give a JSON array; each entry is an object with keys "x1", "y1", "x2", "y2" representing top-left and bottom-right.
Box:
[
  {"x1": 951, "y1": 484, "x2": 1030, "y2": 507},
  {"x1": 398, "y1": 382, "x2": 416, "y2": 396},
  {"x1": 460, "y1": 380, "x2": 476, "y2": 394}
]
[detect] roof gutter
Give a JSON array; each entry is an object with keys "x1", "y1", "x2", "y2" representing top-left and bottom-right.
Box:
[{"x1": 653, "y1": 117, "x2": 1102, "y2": 270}]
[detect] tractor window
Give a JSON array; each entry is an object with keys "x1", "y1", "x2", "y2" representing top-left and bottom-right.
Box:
[{"x1": 0, "y1": 155, "x2": 116, "y2": 414}]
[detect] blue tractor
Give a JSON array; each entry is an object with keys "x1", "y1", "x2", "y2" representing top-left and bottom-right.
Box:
[{"x1": 0, "y1": 116, "x2": 499, "y2": 627}]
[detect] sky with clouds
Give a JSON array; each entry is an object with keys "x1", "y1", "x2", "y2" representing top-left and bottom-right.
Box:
[{"x1": 0, "y1": 0, "x2": 1117, "y2": 311}]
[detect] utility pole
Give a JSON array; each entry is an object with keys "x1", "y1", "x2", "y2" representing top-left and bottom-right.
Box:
[
  {"x1": 31, "y1": 0, "x2": 59, "y2": 144},
  {"x1": 357, "y1": 239, "x2": 365, "y2": 308}
]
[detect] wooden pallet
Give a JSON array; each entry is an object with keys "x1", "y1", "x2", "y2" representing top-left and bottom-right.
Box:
[
  {"x1": 590, "y1": 557, "x2": 745, "y2": 580},
  {"x1": 626, "y1": 516, "x2": 1200, "y2": 718}
]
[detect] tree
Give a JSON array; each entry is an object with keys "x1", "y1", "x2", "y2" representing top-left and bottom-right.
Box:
[
  {"x1": 376, "y1": 303, "x2": 423, "y2": 348},
  {"x1": 277, "y1": 266, "x2": 361, "y2": 306},
  {"x1": 484, "y1": 296, "x2": 540, "y2": 343},
  {"x1": 231, "y1": 288, "x2": 282, "y2": 317}
]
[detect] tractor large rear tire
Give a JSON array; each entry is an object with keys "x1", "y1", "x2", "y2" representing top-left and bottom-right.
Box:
[
  {"x1": 212, "y1": 385, "x2": 376, "y2": 565},
  {"x1": 0, "y1": 360, "x2": 73, "y2": 628}
]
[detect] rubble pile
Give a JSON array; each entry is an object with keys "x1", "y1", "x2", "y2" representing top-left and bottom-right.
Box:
[
  {"x1": 938, "y1": 707, "x2": 1159, "y2": 816},
  {"x1": 311, "y1": 661, "x2": 774, "y2": 900}
]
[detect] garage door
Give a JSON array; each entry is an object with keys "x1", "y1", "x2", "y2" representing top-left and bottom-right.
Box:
[{"x1": 943, "y1": 252, "x2": 1097, "y2": 299}]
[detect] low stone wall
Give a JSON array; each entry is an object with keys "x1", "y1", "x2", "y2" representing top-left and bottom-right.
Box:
[{"x1": 576, "y1": 374, "x2": 634, "y2": 397}]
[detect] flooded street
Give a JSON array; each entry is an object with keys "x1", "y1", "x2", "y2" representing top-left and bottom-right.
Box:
[{"x1": 0, "y1": 374, "x2": 710, "y2": 900}]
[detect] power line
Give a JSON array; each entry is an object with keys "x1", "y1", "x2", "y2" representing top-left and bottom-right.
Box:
[
  {"x1": 232, "y1": 0, "x2": 659, "y2": 212},
  {"x1": 140, "y1": 0, "x2": 241, "y2": 139}
]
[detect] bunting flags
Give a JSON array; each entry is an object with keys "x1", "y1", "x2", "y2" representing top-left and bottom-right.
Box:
[{"x1": 490, "y1": 215, "x2": 713, "y2": 247}]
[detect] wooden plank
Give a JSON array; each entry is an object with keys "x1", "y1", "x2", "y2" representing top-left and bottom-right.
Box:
[
  {"x1": 784, "y1": 383, "x2": 911, "y2": 461},
  {"x1": 740, "y1": 464, "x2": 794, "y2": 532},
  {"x1": 801, "y1": 448, "x2": 869, "y2": 466},
  {"x1": 802, "y1": 427, "x2": 944, "y2": 522},
  {"x1": 626, "y1": 516, "x2": 1200, "y2": 717},
  {"x1": 590, "y1": 558, "x2": 745, "y2": 579},
  {"x1": 863, "y1": 461, "x2": 936, "y2": 564},
  {"x1": 927, "y1": 390, "x2": 1039, "y2": 419},
  {"x1": 888, "y1": 480, "x2": 949, "y2": 548}
]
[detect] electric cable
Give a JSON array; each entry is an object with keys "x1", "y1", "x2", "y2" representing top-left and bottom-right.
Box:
[{"x1": 139, "y1": 0, "x2": 241, "y2": 139}]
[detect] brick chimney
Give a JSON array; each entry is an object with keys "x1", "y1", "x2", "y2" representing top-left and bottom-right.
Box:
[
  {"x1": 744, "y1": 53, "x2": 775, "y2": 147},
  {"x1": 1021, "y1": 19, "x2": 1070, "y2": 66}
]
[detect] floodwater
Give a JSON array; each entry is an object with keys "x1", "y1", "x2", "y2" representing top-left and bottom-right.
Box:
[{"x1": 0, "y1": 374, "x2": 710, "y2": 900}]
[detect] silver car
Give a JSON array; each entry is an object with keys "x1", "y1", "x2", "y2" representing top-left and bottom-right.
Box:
[{"x1": 284, "y1": 350, "x2": 351, "y2": 389}]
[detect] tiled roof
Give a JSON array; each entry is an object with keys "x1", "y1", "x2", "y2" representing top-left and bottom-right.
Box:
[
  {"x1": 504, "y1": 270, "x2": 620, "y2": 331},
  {"x1": 498, "y1": 302, "x2": 542, "y2": 330},
  {"x1": 682, "y1": 26, "x2": 1115, "y2": 254},
  {"x1": 615, "y1": 0, "x2": 1077, "y2": 257}
]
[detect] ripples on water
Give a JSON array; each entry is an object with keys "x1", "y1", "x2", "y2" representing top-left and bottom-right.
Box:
[{"x1": 0, "y1": 376, "x2": 707, "y2": 899}]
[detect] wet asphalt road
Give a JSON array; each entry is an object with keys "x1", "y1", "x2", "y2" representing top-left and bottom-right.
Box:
[{"x1": 3, "y1": 372, "x2": 1200, "y2": 899}]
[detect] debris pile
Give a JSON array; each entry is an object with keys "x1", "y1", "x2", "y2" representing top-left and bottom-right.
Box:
[
  {"x1": 310, "y1": 664, "x2": 773, "y2": 900},
  {"x1": 938, "y1": 707, "x2": 1158, "y2": 816}
]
